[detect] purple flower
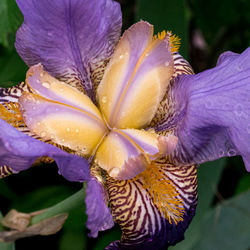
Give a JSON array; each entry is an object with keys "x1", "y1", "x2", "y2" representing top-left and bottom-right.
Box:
[{"x1": 0, "y1": 0, "x2": 249, "y2": 249}]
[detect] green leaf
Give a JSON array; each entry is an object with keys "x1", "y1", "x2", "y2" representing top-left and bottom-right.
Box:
[
  {"x1": 235, "y1": 174, "x2": 250, "y2": 194},
  {"x1": 0, "y1": 47, "x2": 27, "y2": 87},
  {"x1": 0, "y1": 0, "x2": 22, "y2": 49},
  {"x1": 193, "y1": 190, "x2": 250, "y2": 250},
  {"x1": 171, "y1": 158, "x2": 227, "y2": 250},
  {"x1": 136, "y1": 0, "x2": 189, "y2": 58}
]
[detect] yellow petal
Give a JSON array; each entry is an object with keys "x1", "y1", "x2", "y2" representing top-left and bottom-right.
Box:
[
  {"x1": 97, "y1": 21, "x2": 174, "y2": 129},
  {"x1": 19, "y1": 92, "x2": 107, "y2": 156}
]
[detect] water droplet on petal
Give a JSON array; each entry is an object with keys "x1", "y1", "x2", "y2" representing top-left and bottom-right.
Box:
[
  {"x1": 119, "y1": 55, "x2": 124, "y2": 59},
  {"x1": 205, "y1": 100, "x2": 212, "y2": 108},
  {"x1": 102, "y1": 96, "x2": 107, "y2": 103},
  {"x1": 82, "y1": 147, "x2": 87, "y2": 152},
  {"x1": 42, "y1": 82, "x2": 50, "y2": 89},
  {"x1": 41, "y1": 131, "x2": 46, "y2": 137},
  {"x1": 228, "y1": 149, "x2": 236, "y2": 156},
  {"x1": 234, "y1": 104, "x2": 243, "y2": 116},
  {"x1": 109, "y1": 167, "x2": 120, "y2": 177},
  {"x1": 219, "y1": 150, "x2": 224, "y2": 157},
  {"x1": 165, "y1": 61, "x2": 170, "y2": 67},
  {"x1": 37, "y1": 122, "x2": 41, "y2": 126}
]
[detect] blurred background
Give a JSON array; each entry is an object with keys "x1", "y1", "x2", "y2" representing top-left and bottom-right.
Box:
[{"x1": 0, "y1": 0, "x2": 250, "y2": 249}]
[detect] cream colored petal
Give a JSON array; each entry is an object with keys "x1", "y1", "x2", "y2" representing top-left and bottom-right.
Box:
[
  {"x1": 19, "y1": 92, "x2": 107, "y2": 156},
  {"x1": 97, "y1": 21, "x2": 174, "y2": 129}
]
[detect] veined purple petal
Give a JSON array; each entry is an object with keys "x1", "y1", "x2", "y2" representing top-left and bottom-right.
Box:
[
  {"x1": 85, "y1": 177, "x2": 114, "y2": 237},
  {"x1": 0, "y1": 118, "x2": 90, "y2": 182},
  {"x1": 105, "y1": 164, "x2": 197, "y2": 249},
  {"x1": 163, "y1": 47, "x2": 250, "y2": 170},
  {"x1": 15, "y1": 0, "x2": 122, "y2": 99}
]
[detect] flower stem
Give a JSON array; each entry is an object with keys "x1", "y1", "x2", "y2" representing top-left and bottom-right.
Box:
[{"x1": 30, "y1": 188, "x2": 84, "y2": 225}]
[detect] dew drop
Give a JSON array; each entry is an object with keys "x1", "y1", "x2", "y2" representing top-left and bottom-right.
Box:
[
  {"x1": 145, "y1": 53, "x2": 149, "y2": 57},
  {"x1": 102, "y1": 96, "x2": 107, "y2": 103},
  {"x1": 41, "y1": 131, "x2": 46, "y2": 137},
  {"x1": 82, "y1": 147, "x2": 87, "y2": 152},
  {"x1": 228, "y1": 149, "x2": 236, "y2": 156},
  {"x1": 109, "y1": 167, "x2": 120, "y2": 177},
  {"x1": 234, "y1": 104, "x2": 243, "y2": 116},
  {"x1": 219, "y1": 149, "x2": 224, "y2": 157},
  {"x1": 42, "y1": 82, "x2": 50, "y2": 89},
  {"x1": 205, "y1": 100, "x2": 212, "y2": 108}
]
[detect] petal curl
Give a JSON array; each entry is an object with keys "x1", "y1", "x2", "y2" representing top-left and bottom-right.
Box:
[
  {"x1": 161, "y1": 48, "x2": 250, "y2": 170},
  {"x1": 97, "y1": 21, "x2": 174, "y2": 129},
  {"x1": 85, "y1": 177, "x2": 114, "y2": 237},
  {"x1": 105, "y1": 163, "x2": 197, "y2": 249},
  {"x1": 15, "y1": 0, "x2": 122, "y2": 99},
  {"x1": 0, "y1": 119, "x2": 90, "y2": 182},
  {"x1": 95, "y1": 129, "x2": 177, "y2": 180}
]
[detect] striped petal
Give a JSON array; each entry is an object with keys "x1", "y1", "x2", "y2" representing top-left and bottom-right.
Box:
[
  {"x1": 105, "y1": 162, "x2": 197, "y2": 249},
  {"x1": 15, "y1": 0, "x2": 122, "y2": 99},
  {"x1": 95, "y1": 128, "x2": 177, "y2": 180},
  {"x1": 97, "y1": 21, "x2": 174, "y2": 129}
]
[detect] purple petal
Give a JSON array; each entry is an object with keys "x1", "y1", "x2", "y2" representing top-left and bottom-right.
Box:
[
  {"x1": 164, "y1": 47, "x2": 250, "y2": 170},
  {"x1": 0, "y1": 118, "x2": 90, "y2": 182},
  {"x1": 15, "y1": 0, "x2": 122, "y2": 99},
  {"x1": 85, "y1": 178, "x2": 114, "y2": 237},
  {"x1": 105, "y1": 164, "x2": 197, "y2": 249}
]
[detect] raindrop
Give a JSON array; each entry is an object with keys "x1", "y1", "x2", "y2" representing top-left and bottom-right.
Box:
[
  {"x1": 234, "y1": 104, "x2": 243, "y2": 116},
  {"x1": 165, "y1": 61, "x2": 169, "y2": 67},
  {"x1": 41, "y1": 131, "x2": 46, "y2": 137},
  {"x1": 42, "y1": 82, "x2": 50, "y2": 89},
  {"x1": 227, "y1": 149, "x2": 236, "y2": 156},
  {"x1": 219, "y1": 150, "x2": 224, "y2": 157},
  {"x1": 205, "y1": 100, "x2": 212, "y2": 108},
  {"x1": 102, "y1": 96, "x2": 107, "y2": 103}
]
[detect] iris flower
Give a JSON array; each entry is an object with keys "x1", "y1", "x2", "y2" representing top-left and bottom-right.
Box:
[{"x1": 0, "y1": 0, "x2": 249, "y2": 249}]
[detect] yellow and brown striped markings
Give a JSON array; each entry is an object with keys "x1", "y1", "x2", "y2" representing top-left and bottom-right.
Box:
[
  {"x1": 105, "y1": 163, "x2": 197, "y2": 245},
  {"x1": 0, "y1": 165, "x2": 14, "y2": 178}
]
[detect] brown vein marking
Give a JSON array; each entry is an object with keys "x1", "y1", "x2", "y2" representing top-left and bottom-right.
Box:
[
  {"x1": 149, "y1": 53, "x2": 194, "y2": 129},
  {"x1": 0, "y1": 165, "x2": 14, "y2": 178},
  {"x1": 105, "y1": 162, "x2": 197, "y2": 245}
]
